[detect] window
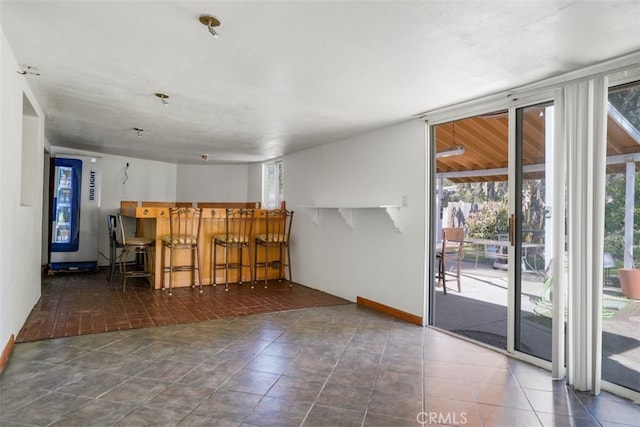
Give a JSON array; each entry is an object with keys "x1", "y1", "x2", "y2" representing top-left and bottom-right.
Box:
[
  {"x1": 263, "y1": 160, "x2": 283, "y2": 209},
  {"x1": 602, "y1": 79, "x2": 640, "y2": 393}
]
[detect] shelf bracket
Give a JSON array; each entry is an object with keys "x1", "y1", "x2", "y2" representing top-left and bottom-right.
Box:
[
  {"x1": 305, "y1": 207, "x2": 320, "y2": 226},
  {"x1": 302, "y1": 204, "x2": 403, "y2": 232},
  {"x1": 384, "y1": 206, "x2": 403, "y2": 232},
  {"x1": 338, "y1": 208, "x2": 356, "y2": 228}
]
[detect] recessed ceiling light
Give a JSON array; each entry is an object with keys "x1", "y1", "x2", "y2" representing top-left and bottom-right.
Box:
[
  {"x1": 155, "y1": 93, "x2": 169, "y2": 106},
  {"x1": 199, "y1": 14, "x2": 221, "y2": 39}
]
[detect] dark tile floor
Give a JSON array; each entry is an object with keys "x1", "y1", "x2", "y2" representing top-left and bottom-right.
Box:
[
  {"x1": 2, "y1": 304, "x2": 640, "y2": 426},
  {"x1": 4, "y1": 269, "x2": 640, "y2": 426},
  {"x1": 16, "y1": 269, "x2": 350, "y2": 342}
]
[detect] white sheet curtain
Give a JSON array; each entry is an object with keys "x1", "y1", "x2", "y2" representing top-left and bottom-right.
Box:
[
  {"x1": 551, "y1": 88, "x2": 566, "y2": 382},
  {"x1": 560, "y1": 76, "x2": 608, "y2": 393}
]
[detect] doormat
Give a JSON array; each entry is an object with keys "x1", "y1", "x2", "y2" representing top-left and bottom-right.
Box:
[{"x1": 451, "y1": 329, "x2": 507, "y2": 350}]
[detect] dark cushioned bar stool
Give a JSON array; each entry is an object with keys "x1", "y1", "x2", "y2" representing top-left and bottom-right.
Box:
[
  {"x1": 110, "y1": 214, "x2": 155, "y2": 292},
  {"x1": 107, "y1": 214, "x2": 124, "y2": 287}
]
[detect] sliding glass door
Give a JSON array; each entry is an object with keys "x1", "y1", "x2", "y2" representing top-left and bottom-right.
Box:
[
  {"x1": 430, "y1": 102, "x2": 557, "y2": 364},
  {"x1": 431, "y1": 113, "x2": 510, "y2": 350},
  {"x1": 514, "y1": 102, "x2": 555, "y2": 361},
  {"x1": 429, "y1": 64, "x2": 640, "y2": 401},
  {"x1": 602, "y1": 80, "x2": 640, "y2": 393}
]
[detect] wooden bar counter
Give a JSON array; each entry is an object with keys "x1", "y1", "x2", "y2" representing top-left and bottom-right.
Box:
[{"x1": 120, "y1": 201, "x2": 284, "y2": 290}]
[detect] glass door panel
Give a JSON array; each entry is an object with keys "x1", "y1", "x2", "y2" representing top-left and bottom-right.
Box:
[
  {"x1": 432, "y1": 112, "x2": 510, "y2": 350},
  {"x1": 50, "y1": 158, "x2": 81, "y2": 253},
  {"x1": 514, "y1": 102, "x2": 554, "y2": 361},
  {"x1": 602, "y1": 81, "x2": 640, "y2": 393},
  {"x1": 53, "y1": 166, "x2": 73, "y2": 243}
]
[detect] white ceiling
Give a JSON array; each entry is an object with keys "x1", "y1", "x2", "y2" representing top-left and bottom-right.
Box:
[{"x1": 2, "y1": 1, "x2": 640, "y2": 164}]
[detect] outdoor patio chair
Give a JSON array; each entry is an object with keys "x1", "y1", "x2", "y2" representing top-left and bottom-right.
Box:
[{"x1": 436, "y1": 227, "x2": 464, "y2": 294}]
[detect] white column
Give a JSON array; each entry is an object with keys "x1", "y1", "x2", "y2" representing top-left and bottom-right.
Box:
[{"x1": 565, "y1": 76, "x2": 607, "y2": 393}]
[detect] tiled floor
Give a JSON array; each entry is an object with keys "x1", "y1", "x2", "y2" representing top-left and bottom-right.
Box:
[
  {"x1": 2, "y1": 304, "x2": 640, "y2": 426},
  {"x1": 16, "y1": 269, "x2": 349, "y2": 342}
]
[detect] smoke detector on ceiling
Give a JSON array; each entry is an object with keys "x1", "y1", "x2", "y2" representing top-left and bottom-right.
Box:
[{"x1": 17, "y1": 64, "x2": 40, "y2": 76}]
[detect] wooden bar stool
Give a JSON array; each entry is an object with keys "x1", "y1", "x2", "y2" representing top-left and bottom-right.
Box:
[
  {"x1": 254, "y1": 209, "x2": 294, "y2": 288},
  {"x1": 211, "y1": 208, "x2": 255, "y2": 291},
  {"x1": 161, "y1": 207, "x2": 203, "y2": 295}
]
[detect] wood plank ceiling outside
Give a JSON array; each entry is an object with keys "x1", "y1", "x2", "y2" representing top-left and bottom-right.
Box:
[{"x1": 435, "y1": 107, "x2": 639, "y2": 183}]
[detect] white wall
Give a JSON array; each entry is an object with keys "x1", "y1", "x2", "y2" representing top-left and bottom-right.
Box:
[
  {"x1": 48, "y1": 147, "x2": 177, "y2": 267},
  {"x1": 0, "y1": 26, "x2": 45, "y2": 349},
  {"x1": 0, "y1": 21, "x2": 426, "y2": 352},
  {"x1": 247, "y1": 163, "x2": 263, "y2": 203},
  {"x1": 41, "y1": 152, "x2": 50, "y2": 265},
  {"x1": 42, "y1": 150, "x2": 254, "y2": 270},
  {"x1": 176, "y1": 164, "x2": 250, "y2": 202},
  {"x1": 37, "y1": 156, "x2": 268, "y2": 270},
  {"x1": 285, "y1": 120, "x2": 426, "y2": 317}
]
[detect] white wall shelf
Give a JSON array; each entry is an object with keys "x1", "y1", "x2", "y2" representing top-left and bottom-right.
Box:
[{"x1": 301, "y1": 204, "x2": 403, "y2": 232}]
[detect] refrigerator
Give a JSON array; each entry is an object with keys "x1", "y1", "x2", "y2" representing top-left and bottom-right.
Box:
[{"x1": 49, "y1": 155, "x2": 102, "y2": 272}]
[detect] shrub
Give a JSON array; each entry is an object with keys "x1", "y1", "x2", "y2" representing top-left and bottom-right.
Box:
[{"x1": 466, "y1": 201, "x2": 509, "y2": 238}]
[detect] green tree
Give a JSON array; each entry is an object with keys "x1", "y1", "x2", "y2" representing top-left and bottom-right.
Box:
[
  {"x1": 604, "y1": 171, "x2": 640, "y2": 258},
  {"x1": 522, "y1": 179, "x2": 546, "y2": 233},
  {"x1": 449, "y1": 179, "x2": 546, "y2": 238},
  {"x1": 609, "y1": 87, "x2": 640, "y2": 130},
  {"x1": 466, "y1": 200, "x2": 509, "y2": 238},
  {"x1": 449, "y1": 181, "x2": 508, "y2": 204}
]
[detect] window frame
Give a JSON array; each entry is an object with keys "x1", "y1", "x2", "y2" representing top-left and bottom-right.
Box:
[{"x1": 262, "y1": 159, "x2": 284, "y2": 209}]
